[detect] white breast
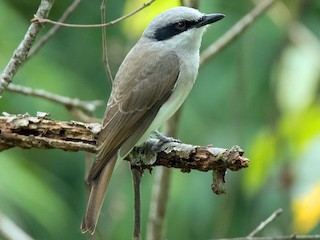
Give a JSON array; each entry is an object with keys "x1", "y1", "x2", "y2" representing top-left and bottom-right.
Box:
[{"x1": 137, "y1": 50, "x2": 200, "y2": 145}]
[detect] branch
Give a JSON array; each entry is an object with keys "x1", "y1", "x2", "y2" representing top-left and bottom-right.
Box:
[
  {"x1": 31, "y1": 0, "x2": 156, "y2": 28},
  {"x1": 130, "y1": 141, "x2": 248, "y2": 172},
  {"x1": 200, "y1": 0, "x2": 278, "y2": 66},
  {"x1": 212, "y1": 209, "x2": 320, "y2": 240},
  {"x1": 6, "y1": 83, "x2": 104, "y2": 114},
  {"x1": 247, "y1": 209, "x2": 283, "y2": 237},
  {"x1": 213, "y1": 235, "x2": 320, "y2": 240},
  {"x1": 131, "y1": 167, "x2": 143, "y2": 240},
  {"x1": 0, "y1": 114, "x2": 248, "y2": 181},
  {"x1": 100, "y1": 0, "x2": 114, "y2": 84},
  {"x1": 28, "y1": 0, "x2": 82, "y2": 58},
  {"x1": 0, "y1": 113, "x2": 98, "y2": 153},
  {"x1": 0, "y1": 0, "x2": 55, "y2": 95}
]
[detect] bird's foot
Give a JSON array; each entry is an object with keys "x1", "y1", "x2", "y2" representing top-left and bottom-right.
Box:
[
  {"x1": 151, "y1": 130, "x2": 181, "y2": 152},
  {"x1": 152, "y1": 130, "x2": 181, "y2": 144}
]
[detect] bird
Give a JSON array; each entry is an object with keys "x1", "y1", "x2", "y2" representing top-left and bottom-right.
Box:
[{"x1": 81, "y1": 6, "x2": 224, "y2": 235}]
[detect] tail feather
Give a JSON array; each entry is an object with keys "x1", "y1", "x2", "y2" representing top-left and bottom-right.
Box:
[{"x1": 81, "y1": 156, "x2": 117, "y2": 235}]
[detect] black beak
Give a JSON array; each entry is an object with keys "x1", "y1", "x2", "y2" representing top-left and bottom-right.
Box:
[{"x1": 195, "y1": 13, "x2": 225, "y2": 28}]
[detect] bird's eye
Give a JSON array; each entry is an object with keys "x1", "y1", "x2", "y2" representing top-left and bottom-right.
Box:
[{"x1": 174, "y1": 21, "x2": 187, "y2": 31}]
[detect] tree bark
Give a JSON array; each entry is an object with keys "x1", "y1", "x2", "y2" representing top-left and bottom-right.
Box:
[{"x1": 0, "y1": 113, "x2": 249, "y2": 194}]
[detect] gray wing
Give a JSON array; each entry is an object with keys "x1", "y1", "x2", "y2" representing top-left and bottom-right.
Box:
[{"x1": 87, "y1": 44, "x2": 180, "y2": 183}]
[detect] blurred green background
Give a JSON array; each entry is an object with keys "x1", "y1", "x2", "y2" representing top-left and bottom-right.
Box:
[{"x1": 1, "y1": 0, "x2": 320, "y2": 239}]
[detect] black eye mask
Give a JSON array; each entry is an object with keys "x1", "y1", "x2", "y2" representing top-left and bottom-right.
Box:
[{"x1": 153, "y1": 19, "x2": 202, "y2": 41}]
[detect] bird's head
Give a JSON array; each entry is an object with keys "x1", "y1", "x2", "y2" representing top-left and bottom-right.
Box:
[{"x1": 142, "y1": 6, "x2": 224, "y2": 52}]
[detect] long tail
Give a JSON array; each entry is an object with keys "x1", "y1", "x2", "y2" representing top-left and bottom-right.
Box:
[{"x1": 81, "y1": 155, "x2": 117, "y2": 235}]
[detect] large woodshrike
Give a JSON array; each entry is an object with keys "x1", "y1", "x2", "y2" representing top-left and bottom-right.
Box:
[{"x1": 81, "y1": 6, "x2": 224, "y2": 234}]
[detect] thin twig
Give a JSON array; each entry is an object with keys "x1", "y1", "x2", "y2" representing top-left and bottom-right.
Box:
[
  {"x1": 32, "y1": 0, "x2": 156, "y2": 28},
  {"x1": 200, "y1": 0, "x2": 278, "y2": 66},
  {"x1": 0, "y1": 0, "x2": 55, "y2": 95},
  {"x1": 100, "y1": 0, "x2": 114, "y2": 84},
  {"x1": 211, "y1": 235, "x2": 320, "y2": 240},
  {"x1": 28, "y1": 0, "x2": 82, "y2": 58},
  {"x1": 6, "y1": 83, "x2": 104, "y2": 113},
  {"x1": 247, "y1": 209, "x2": 283, "y2": 238},
  {"x1": 131, "y1": 167, "x2": 143, "y2": 240}
]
